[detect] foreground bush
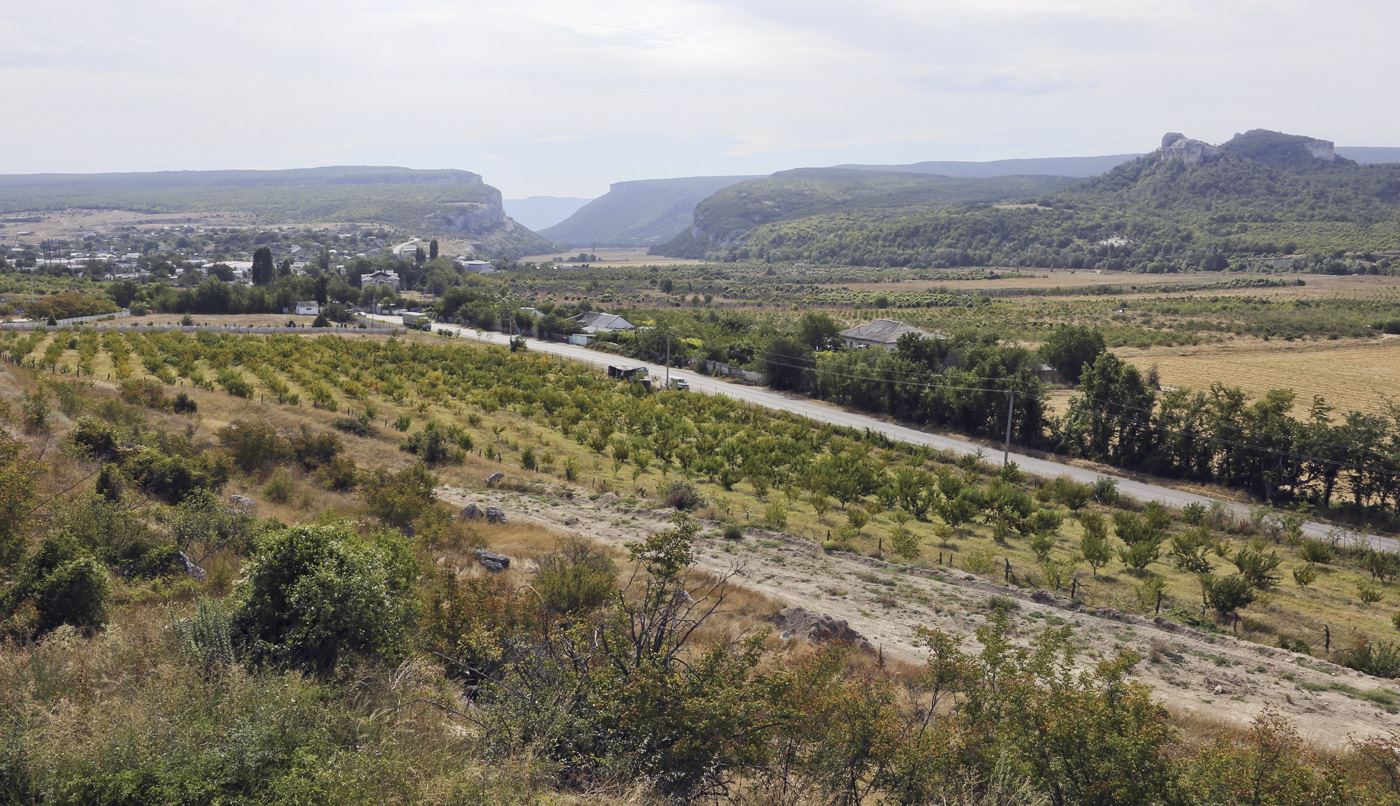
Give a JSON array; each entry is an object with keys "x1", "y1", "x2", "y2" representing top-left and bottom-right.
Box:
[{"x1": 231, "y1": 523, "x2": 418, "y2": 673}]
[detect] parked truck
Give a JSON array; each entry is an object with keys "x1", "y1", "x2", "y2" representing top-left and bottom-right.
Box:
[
  {"x1": 608, "y1": 365, "x2": 653, "y2": 391},
  {"x1": 402, "y1": 312, "x2": 432, "y2": 331}
]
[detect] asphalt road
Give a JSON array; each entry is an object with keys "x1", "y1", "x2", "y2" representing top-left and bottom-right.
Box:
[{"x1": 367, "y1": 314, "x2": 1394, "y2": 553}]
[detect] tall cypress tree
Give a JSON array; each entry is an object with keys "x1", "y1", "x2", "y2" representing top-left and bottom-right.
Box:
[{"x1": 251, "y1": 246, "x2": 274, "y2": 286}]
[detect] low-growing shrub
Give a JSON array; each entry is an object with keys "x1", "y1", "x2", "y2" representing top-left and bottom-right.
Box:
[{"x1": 534, "y1": 536, "x2": 619, "y2": 613}]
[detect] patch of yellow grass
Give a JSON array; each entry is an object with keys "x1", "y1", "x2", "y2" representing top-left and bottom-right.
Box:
[{"x1": 1122, "y1": 337, "x2": 1400, "y2": 416}]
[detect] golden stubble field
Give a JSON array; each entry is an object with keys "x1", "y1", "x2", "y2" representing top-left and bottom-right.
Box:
[{"x1": 1119, "y1": 335, "x2": 1400, "y2": 417}]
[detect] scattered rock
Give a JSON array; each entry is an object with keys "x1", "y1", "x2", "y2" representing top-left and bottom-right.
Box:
[
  {"x1": 229, "y1": 494, "x2": 255, "y2": 512},
  {"x1": 485, "y1": 506, "x2": 507, "y2": 524},
  {"x1": 459, "y1": 503, "x2": 485, "y2": 520},
  {"x1": 485, "y1": 472, "x2": 505, "y2": 487},
  {"x1": 475, "y1": 550, "x2": 510, "y2": 572},
  {"x1": 563, "y1": 516, "x2": 580, "y2": 526},
  {"x1": 176, "y1": 551, "x2": 206, "y2": 581},
  {"x1": 598, "y1": 493, "x2": 619, "y2": 507},
  {"x1": 1030, "y1": 589, "x2": 1057, "y2": 604},
  {"x1": 774, "y1": 606, "x2": 873, "y2": 652}
]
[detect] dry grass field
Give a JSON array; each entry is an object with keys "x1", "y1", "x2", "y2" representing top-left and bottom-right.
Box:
[
  {"x1": 1120, "y1": 335, "x2": 1400, "y2": 416},
  {"x1": 519, "y1": 246, "x2": 702, "y2": 266}
]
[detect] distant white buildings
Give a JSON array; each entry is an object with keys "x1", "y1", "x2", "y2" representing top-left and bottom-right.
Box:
[
  {"x1": 461, "y1": 260, "x2": 494, "y2": 274},
  {"x1": 295, "y1": 301, "x2": 320, "y2": 316}
]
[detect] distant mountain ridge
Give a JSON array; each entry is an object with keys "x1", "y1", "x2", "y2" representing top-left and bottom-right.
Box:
[
  {"x1": 837, "y1": 154, "x2": 1142, "y2": 178},
  {"x1": 540, "y1": 175, "x2": 758, "y2": 247},
  {"x1": 651, "y1": 129, "x2": 1400, "y2": 270},
  {"x1": 0, "y1": 166, "x2": 552, "y2": 257},
  {"x1": 503, "y1": 196, "x2": 592, "y2": 231},
  {"x1": 0, "y1": 165, "x2": 483, "y2": 189}
]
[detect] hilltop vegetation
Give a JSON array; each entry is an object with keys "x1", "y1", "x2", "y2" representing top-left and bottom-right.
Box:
[{"x1": 652, "y1": 130, "x2": 1400, "y2": 270}]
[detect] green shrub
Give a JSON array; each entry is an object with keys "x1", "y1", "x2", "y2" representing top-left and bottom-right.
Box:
[
  {"x1": 1, "y1": 537, "x2": 111, "y2": 638},
  {"x1": 316, "y1": 456, "x2": 359, "y2": 491},
  {"x1": 263, "y1": 467, "x2": 293, "y2": 504},
  {"x1": 664, "y1": 480, "x2": 706, "y2": 511},
  {"x1": 217, "y1": 420, "x2": 292, "y2": 473},
  {"x1": 534, "y1": 536, "x2": 618, "y2": 613},
  {"x1": 722, "y1": 522, "x2": 744, "y2": 541},
  {"x1": 360, "y1": 462, "x2": 437, "y2": 529},
  {"x1": 231, "y1": 523, "x2": 418, "y2": 673},
  {"x1": 118, "y1": 377, "x2": 170, "y2": 410}
]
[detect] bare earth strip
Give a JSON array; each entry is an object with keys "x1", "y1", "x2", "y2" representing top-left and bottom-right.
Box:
[{"x1": 438, "y1": 485, "x2": 1400, "y2": 750}]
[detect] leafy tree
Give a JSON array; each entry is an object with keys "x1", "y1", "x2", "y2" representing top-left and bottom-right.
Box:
[
  {"x1": 762, "y1": 335, "x2": 814, "y2": 392},
  {"x1": 1205, "y1": 573, "x2": 1257, "y2": 615},
  {"x1": 1061, "y1": 353, "x2": 1157, "y2": 467},
  {"x1": 429, "y1": 239, "x2": 439, "y2": 260},
  {"x1": 1039, "y1": 326, "x2": 1107, "y2": 384},
  {"x1": 1078, "y1": 511, "x2": 1113, "y2": 576}
]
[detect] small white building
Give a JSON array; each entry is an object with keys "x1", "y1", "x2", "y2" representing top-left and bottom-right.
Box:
[
  {"x1": 461, "y1": 259, "x2": 494, "y2": 274},
  {"x1": 295, "y1": 301, "x2": 320, "y2": 316}
]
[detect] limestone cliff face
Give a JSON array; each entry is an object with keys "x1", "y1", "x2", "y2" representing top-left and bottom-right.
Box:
[
  {"x1": 1159, "y1": 135, "x2": 1220, "y2": 166},
  {"x1": 1304, "y1": 139, "x2": 1336, "y2": 161}
]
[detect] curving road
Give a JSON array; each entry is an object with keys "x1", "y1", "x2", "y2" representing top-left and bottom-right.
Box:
[{"x1": 366, "y1": 314, "x2": 1394, "y2": 553}]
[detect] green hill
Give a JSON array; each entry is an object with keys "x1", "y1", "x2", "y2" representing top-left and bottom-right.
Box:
[
  {"x1": 539, "y1": 175, "x2": 758, "y2": 247},
  {"x1": 652, "y1": 131, "x2": 1400, "y2": 270},
  {"x1": 0, "y1": 166, "x2": 555, "y2": 257},
  {"x1": 654, "y1": 168, "x2": 1081, "y2": 259}
]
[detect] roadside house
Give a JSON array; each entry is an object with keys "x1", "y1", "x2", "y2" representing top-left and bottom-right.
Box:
[
  {"x1": 572, "y1": 311, "x2": 635, "y2": 334},
  {"x1": 839, "y1": 319, "x2": 940, "y2": 349}
]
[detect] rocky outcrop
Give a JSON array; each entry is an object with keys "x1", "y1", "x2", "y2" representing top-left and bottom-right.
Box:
[
  {"x1": 774, "y1": 606, "x2": 873, "y2": 652},
  {"x1": 1160, "y1": 134, "x2": 1220, "y2": 166}
]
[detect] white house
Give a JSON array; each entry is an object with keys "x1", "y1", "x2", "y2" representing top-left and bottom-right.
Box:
[
  {"x1": 572, "y1": 311, "x2": 635, "y2": 334},
  {"x1": 838, "y1": 319, "x2": 941, "y2": 349},
  {"x1": 295, "y1": 301, "x2": 320, "y2": 316},
  {"x1": 461, "y1": 260, "x2": 494, "y2": 274},
  {"x1": 362, "y1": 270, "x2": 401, "y2": 290}
]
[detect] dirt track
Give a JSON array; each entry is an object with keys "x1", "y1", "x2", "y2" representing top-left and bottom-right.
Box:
[{"x1": 440, "y1": 484, "x2": 1400, "y2": 750}]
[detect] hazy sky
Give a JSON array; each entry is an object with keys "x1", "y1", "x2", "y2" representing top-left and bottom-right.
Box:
[{"x1": 5, "y1": 0, "x2": 1397, "y2": 198}]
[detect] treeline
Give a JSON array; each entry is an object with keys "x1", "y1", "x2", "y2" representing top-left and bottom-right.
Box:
[
  {"x1": 765, "y1": 328, "x2": 1051, "y2": 446},
  {"x1": 745, "y1": 318, "x2": 1400, "y2": 521},
  {"x1": 1059, "y1": 352, "x2": 1400, "y2": 515}
]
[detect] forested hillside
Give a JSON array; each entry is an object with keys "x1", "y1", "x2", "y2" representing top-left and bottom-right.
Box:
[
  {"x1": 656, "y1": 168, "x2": 1080, "y2": 259},
  {"x1": 653, "y1": 131, "x2": 1400, "y2": 270}
]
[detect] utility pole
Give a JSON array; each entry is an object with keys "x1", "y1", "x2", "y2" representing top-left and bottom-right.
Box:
[
  {"x1": 1002, "y1": 387, "x2": 1016, "y2": 465},
  {"x1": 665, "y1": 334, "x2": 671, "y2": 388}
]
